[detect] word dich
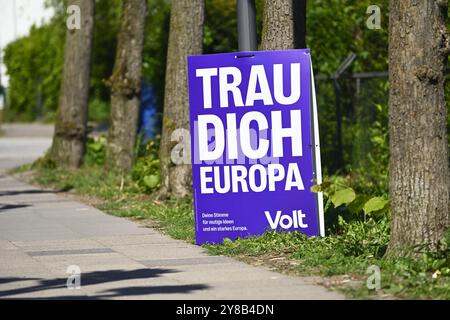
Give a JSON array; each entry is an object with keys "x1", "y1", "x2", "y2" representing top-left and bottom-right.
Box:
[{"x1": 195, "y1": 62, "x2": 307, "y2": 195}]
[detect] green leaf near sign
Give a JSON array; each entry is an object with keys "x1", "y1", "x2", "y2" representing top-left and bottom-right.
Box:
[
  {"x1": 347, "y1": 194, "x2": 372, "y2": 215},
  {"x1": 363, "y1": 197, "x2": 388, "y2": 214},
  {"x1": 330, "y1": 188, "x2": 356, "y2": 208}
]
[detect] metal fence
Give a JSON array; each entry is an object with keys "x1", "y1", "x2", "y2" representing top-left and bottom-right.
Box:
[{"x1": 314, "y1": 53, "x2": 389, "y2": 175}]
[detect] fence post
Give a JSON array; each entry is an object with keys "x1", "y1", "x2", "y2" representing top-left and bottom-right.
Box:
[
  {"x1": 237, "y1": 0, "x2": 257, "y2": 51},
  {"x1": 332, "y1": 53, "x2": 356, "y2": 170}
]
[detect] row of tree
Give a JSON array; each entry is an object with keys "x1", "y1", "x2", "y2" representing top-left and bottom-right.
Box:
[
  {"x1": 49, "y1": 0, "x2": 308, "y2": 189},
  {"x1": 4, "y1": 0, "x2": 394, "y2": 179},
  {"x1": 48, "y1": 0, "x2": 448, "y2": 257}
]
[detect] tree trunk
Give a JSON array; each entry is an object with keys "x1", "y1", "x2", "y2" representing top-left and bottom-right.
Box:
[
  {"x1": 105, "y1": 0, "x2": 147, "y2": 173},
  {"x1": 387, "y1": 0, "x2": 450, "y2": 257},
  {"x1": 261, "y1": 0, "x2": 295, "y2": 50},
  {"x1": 50, "y1": 0, "x2": 95, "y2": 168},
  {"x1": 156, "y1": 0, "x2": 204, "y2": 199}
]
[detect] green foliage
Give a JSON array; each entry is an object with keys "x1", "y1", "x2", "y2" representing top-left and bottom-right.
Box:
[
  {"x1": 204, "y1": 0, "x2": 237, "y2": 53},
  {"x1": 206, "y1": 219, "x2": 450, "y2": 299},
  {"x1": 308, "y1": 0, "x2": 389, "y2": 75},
  {"x1": 363, "y1": 197, "x2": 388, "y2": 215},
  {"x1": 3, "y1": 21, "x2": 65, "y2": 122},
  {"x1": 330, "y1": 188, "x2": 356, "y2": 208},
  {"x1": 3, "y1": 0, "x2": 173, "y2": 123},
  {"x1": 83, "y1": 135, "x2": 162, "y2": 192},
  {"x1": 34, "y1": 155, "x2": 57, "y2": 170},
  {"x1": 206, "y1": 218, "x2": 390, "y2": 276},
  {"x1": 88, "y1": 98, "x2": 110, "y2": 123},
  {"x1": 348, "y1": 95, "x2": 390, "y2": 195},
  {"x1": 308, "y1": 0, "x2": 390, "y2": 178},
  {"x1": 203, "y1": 0, "x2": 263, "y2": 53},
  {"x1": 311, "y1": 176, "x2": 389, "y2": 237},
  {"x1": 90, "y1": 0, "x2": 121, "y2": 104},
  {"x1": 378, "y1": 230, "x2": 450, "y2": 299},
  {"x1": 3, "y1": 0, "x2": 121, "y2": 123},
  {"x1": 142, "y1": 0, "x2": 171, "y2": 114},
  {"x1": 132, "y1": 138, "x2": 161, "y2": 193},
  {"x1": 84, "y1": 136, "x2": 107, "y2": 166}
]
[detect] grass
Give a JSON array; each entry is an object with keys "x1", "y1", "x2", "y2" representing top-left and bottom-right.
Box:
[
  {"x1": 205, "y1": 228, "x2": 450, "y2": 299},
  {"x1": 12, "y1": 162, "x2": 450, "y2": 300}
]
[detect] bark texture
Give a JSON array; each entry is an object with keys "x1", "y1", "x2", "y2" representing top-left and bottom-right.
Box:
[
  {"x1": 105, "y1": 0, "x2": 147, "y2": 173},
  {"x1": 261, "y1": 0, "x2": 295, "y2": 50},
  {"x1": 387, "y1": 0, "x2": 450, "y2": 256},
  {"x1": 50, "y1": 0, "x2": 95, "y2": 168},
  {"x1": 156, "y1": 0, "x2": 204, "y2": 199}
]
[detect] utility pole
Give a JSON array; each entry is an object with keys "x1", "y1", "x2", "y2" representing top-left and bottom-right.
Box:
[
  {"x1": 237, "y1": 0, "x2": 257, "y2": 51},
  {"x1": 293, "y1": 0, "x2": 307, "y2": 48}
]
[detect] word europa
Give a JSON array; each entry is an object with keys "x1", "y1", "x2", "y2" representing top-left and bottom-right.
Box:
[
  {"x1": 195, "y1": 63, "x2": 305, "y2": 195},
  {"x1": 200, "y1": 163, "x2": 304, "y2": 194},
  {"x1": 176, "y1": 304, "x2": 274, "y2": 317}
]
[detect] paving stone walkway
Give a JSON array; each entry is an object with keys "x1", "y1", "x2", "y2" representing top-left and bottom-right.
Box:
[{"x1": 0, "y1": 124, "x2": 344, "y2": 299}]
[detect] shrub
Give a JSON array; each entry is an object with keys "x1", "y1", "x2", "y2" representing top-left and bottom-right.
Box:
[{"x1": 132, "y1": 138, "x2": 161, "y2": 193}]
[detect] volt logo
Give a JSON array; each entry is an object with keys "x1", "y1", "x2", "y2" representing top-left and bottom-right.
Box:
[{"x1": 264, "y1": 210, "x2": 308, "y2": 230}]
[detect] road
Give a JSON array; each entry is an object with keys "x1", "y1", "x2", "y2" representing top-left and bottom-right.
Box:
[
  {"x1": 0, "y1": 123, "x2": 344, "y2": 299},
  {"x1": 0, "y1": 123, "x2": 53, "y2": 173}
]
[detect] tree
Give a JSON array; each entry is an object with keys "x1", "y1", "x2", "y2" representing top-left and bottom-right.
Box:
[
  {"x1": 156, "y1": 0, "x2": 205, "y2": 199},
  {"x1": 387, "y1": 0, "x2": 450, "y2": 256},
  {"x1": 2, "y1": 22, "x2": 65, "y2": 122},
  {"x1": 261, "y1": 0, "x2": 306, "y2": 50},
  {"x1": 49, "y1": 0, "x2": 95, "y2": 167},
  {"x1": 105, "y1": 0, "x2": 147, "y2": 173}
]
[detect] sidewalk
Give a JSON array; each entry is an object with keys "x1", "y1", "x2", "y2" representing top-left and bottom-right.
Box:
[
  {"x1": 0, "y1": 124, "x2": 344, "y2": 299},
  {"x1": 0, "y1": 123, "x2": 53, "y2": 170}
]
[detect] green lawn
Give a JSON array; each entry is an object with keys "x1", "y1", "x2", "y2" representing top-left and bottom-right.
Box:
[{"x1": 12, "y1": 163, "x2": 450, "y2": 300}]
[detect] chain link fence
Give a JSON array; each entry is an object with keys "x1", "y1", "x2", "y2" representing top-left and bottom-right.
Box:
[{"x1": 314, "y1": 56, "x2": 391, "y2": 193}]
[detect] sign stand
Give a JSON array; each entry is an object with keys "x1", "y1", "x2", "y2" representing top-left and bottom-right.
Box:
[{"x1": 310, "y1": 63, "x2": 325, "y2": 236}]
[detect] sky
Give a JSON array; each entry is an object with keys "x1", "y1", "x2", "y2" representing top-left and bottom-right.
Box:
[{"x1": 0, "y1": 0, "x2": 54, "y2": 91}]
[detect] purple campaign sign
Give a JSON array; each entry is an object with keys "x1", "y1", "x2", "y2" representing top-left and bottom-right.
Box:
[{"x1": 188, "y1": 49, "x2": 322, "y2": 245}]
